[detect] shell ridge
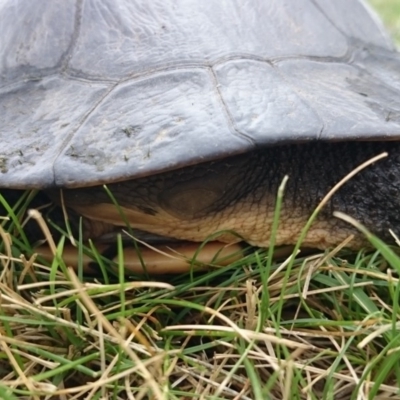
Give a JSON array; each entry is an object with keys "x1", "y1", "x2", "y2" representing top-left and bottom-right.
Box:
[
  {"x1": 209, "y1": 66, "x2": 256, "y2": 146},
  {"x1": 60, "y1": 0, "x2": 84, "y2": 72},
  {"x1": 52, "y1": 82, "x2": 117, "y2": 186}
]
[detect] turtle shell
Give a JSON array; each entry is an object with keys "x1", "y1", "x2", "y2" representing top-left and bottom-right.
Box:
[{"x1": 1, "y1": 0, "x2": 400, "y2": 189}]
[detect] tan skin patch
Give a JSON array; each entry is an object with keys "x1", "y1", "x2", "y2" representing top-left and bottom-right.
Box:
[{"x1": 70, "y1": 201, "x2": 361, "y2": 249}]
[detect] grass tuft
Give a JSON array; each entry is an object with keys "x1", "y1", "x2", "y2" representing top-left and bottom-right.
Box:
[{"x1": 1, "y1": 189, "x2": 400, "y2": 399}]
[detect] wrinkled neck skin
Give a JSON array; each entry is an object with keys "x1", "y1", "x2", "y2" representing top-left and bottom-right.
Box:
[{"x1": 49, "y1": 141, "x2": 400, "y2": 250}]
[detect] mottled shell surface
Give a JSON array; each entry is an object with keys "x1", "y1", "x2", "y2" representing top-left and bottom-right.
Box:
[{"x1": 1, "y1": 0, "x2": 400, "y2": 188}]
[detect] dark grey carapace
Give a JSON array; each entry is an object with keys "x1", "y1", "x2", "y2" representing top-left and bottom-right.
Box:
[{"x1": 1, "y1": 0, "x2": 400, "y2": 250}]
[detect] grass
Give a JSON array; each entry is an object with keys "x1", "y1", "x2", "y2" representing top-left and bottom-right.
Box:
[
  {"x1": 1, "y1": 185, "x2": 400, "y2": 399},
  {"x1": 369, "y1": 0, "x2": 400, "y2": 45},
  {"x1": 1, "y1": 2, "x2": 400, "y2": 400}
]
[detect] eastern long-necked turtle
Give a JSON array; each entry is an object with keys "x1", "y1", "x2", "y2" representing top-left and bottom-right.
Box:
[{"x1": 1, "y1": 0, "x2": 400, "y2": 262}]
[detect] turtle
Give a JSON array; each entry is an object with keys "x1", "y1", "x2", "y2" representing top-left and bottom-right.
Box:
[{"x1": 1, "y1": 0, "x2": 400, "y2": 261}]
